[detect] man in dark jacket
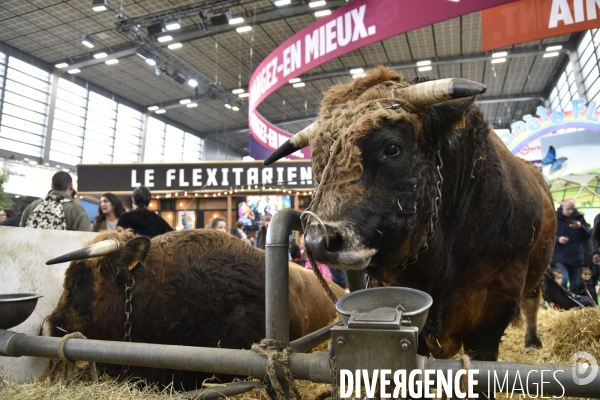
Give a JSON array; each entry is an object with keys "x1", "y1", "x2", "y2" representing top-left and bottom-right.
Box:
[
  {"x1": 117, "y1": 186, "x2": 173, "y2": 238},
  {"x1": 592, "y1": 213, "x2": 600, "y2": 266},
  {"x1": 552, "y1": 199, "x2": 591, "y2": 293}
]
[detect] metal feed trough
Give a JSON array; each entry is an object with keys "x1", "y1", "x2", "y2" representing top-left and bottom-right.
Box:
[{"x1": 1, "y1": 208, "x2": 599, "y2": 399}]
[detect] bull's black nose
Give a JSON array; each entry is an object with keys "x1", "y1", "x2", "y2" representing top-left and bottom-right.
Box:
[{"x1": 304, "y1": 225, "x2": 344, "y2": 263}]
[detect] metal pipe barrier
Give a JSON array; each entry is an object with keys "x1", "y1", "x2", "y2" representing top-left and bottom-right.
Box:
[
  {"x1": 290, "y1": 321, "x2": 342, "y2": 353},
  {"x1": 0, "y1": 330, "x2": 331, "y2": 383},
  {"x1": 2, "y1": 330, "x2": 599, "y2": 397},
  {"x1": 265, "y1": 208, "x2": 303, "y2": 342}
]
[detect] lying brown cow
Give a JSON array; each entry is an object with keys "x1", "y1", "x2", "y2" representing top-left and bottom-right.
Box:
[{"x1": 43, "y1": 228, "x2": 345, "y2": 390}]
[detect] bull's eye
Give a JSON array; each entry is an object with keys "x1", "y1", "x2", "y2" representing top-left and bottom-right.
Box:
[{"x1": 384, "y1": 143, "x2": 400, "y2": 157}]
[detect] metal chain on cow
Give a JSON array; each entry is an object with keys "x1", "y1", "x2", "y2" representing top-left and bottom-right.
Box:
[
  {"x1": 122, "y1": 276, "x2": 136, "y2": 375},
  {"x1": 251, "y1": 339, "x2": 301, "y2": 400}
]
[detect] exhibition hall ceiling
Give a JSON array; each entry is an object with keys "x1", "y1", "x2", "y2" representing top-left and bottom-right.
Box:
[{"x1": 0, "y1": 0, "x2": 578, "y2": 156}]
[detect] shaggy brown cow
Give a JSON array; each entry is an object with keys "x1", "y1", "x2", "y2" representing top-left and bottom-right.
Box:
[
  {"x1": 265, "y1": 66, "x2": 556, "y2": 362},
  {"x1": 43, "y1": 228, "x2": 345, "y2": 390}
]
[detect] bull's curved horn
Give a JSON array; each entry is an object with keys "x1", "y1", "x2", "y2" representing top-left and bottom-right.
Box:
[
  {"x1": 263, "y1": 122, "x2": 315, "y2": 165},
  {"x1": 399, "y1": 78, "x2": 486, "y2": 108},
  {"x1": 46, "y1": 238, "x2": 120, "y2": 265}
]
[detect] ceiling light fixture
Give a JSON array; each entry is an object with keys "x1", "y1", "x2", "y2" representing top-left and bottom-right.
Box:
[
  {"x1": 232, "y1": 106, "x2": 240, "y2": 111},
  {"x1": 289, "y1": 78, "x2": 301, "y2": 84},
  {"x1": 236, "y1": 26, "x2": 252, "y2": 33},
  {"x1": 225, "y1": 103, "x2": 232, "y2": 109},
  {"x1": 187, "y1": 78, "x2": 198, "y2": 88},
  {"x1": 492, "y1": 51, "x2": 508, "y2": 58},
  {"x1": 157, "y1": 35, "x2": 173, "y2": 42},
  {"x1": 275, "y1": 0, "x2": 291, "y2": 6},
  {"x1": 418, "y1": 66, "x2": 432, "y2": 71},
  {"x1": 546, "y1": 45, "x2": 562, "y2": 52},
  {"x1": 229, "y1": 16, "x2": 244, "y2": 25},
  {"x1": 92, "y1": 0, "x2": 107, "y2": 12},
  {"x1": 145, "y1": 57, "x2": 156, "y2": 66},
  {"x1": 180, "y1": 99, "x2": 191, "y2": 104},
  {"x1": 55, "y1": 62, "x2": 69, "y2": 68},
  {"x1": 68, "y1": 69, "x2": 81, "y2": 74},
  {"x1": 105, "y1": 59, "x2": 119, "y2": 65},
  {"x1": 293, "y1": 82, "x2": 305, "y2": 88},
  {"x1": 543, "y1": 52, "x2": 560, "y2": 58},
  {"x1": 238, "y1": 93, "x2": 249, "y2": 98},
  {"x1": 81, "y1": 35, "x2": 95, "y2": 48},
  {"x1": 187, "y1": 103, "x2": 198, "y2": 108},
  {"x1": 416, "y1": 60, "x2": 431, "y2": 66},
  {"x1": 491, "y1": 57, "x2": 506, "y2": 63},
  {"x1": 93, "y1": 52, "x2": 107, "y2": 58},
  {"x1": 148, "y1": 106, "x2": 159, "y2": 111},
  {"x1": 168, "y1": 43, "x2": 182, "y2": 50},
  {"x1": 309, "y1": 0, "x2": 327, "y2": 7},
  {"x1": 211, "y1": 11, "x2": 232, "y2": 26},
  {"x1": 164, "y1": 18, "x2": 181, "y2": 31},
  {"x1": 314, "y1": 9, "x2": 331, "y2": 17},
  {"x1": 155, "y1": 109, "x2": 166, "y2": 114},
  {"x1": 232, "y1": 88, "x2": 245, "y2": 94}
]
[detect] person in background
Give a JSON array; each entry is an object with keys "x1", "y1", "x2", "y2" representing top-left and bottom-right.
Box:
[
  {"x1": 576, "y1": 266, "x2": 598, "y2": 307},
  {"x1": 235, "y1": 220, "x2": 247, "y2": 239},
  {"x1": 92, "y1": 193, "x2": 126, "y2": 232},
  {"x1": 117, "y1": 186, "x2": 173, "y2": 238},
  {"x1": 0, "y1": 209, "x2": 15, "y2": 224},
  {"x1": 255, "y1": 213, "x2": 272, "y2": 250},
  {"x1": 20, "y1": 171, "x2": 91, "y2": 231},
  {"x1": 552, "y1": 199, "x2": 591, "y2": 293},
  {"x1": 181, "y1": 211, "x2": 193, "y2": 229},
  {"x1": 592, "y1": 213, "x2": 600, "y2": 266},
  {"x1": 230, "y1": 226, "x2": 252, "y2": 245},
  {"x1": 206, "y1": 217, "x2": 227, "y2": 232},
  {"x1": 0, "y1": 203, "x2": 30, "y2": 227}
]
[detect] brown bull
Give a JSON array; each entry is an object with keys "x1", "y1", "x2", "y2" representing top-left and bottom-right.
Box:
[
  {"x1": 43, "y1": 228, "x2": 346, "y2": 389},
  {"x1": 265, "y1": 66, "x2": 556, "y2": 362}
]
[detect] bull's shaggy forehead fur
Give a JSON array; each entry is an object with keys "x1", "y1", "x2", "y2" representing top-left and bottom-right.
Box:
[{"x1": 309, "y1": 67, "x2": 422, "y2": 212}]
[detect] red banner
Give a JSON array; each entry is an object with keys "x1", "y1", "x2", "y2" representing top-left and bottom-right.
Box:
[
  {"x1": 249, "y1": 0, "x2": 519, "y2": 160},
  {"x1": 482, "y1": 0, "x2": 600, "y2": 52}
]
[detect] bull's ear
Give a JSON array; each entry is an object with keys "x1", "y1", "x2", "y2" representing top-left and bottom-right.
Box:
[
  {"x1": 422, "y1": 96, "x2": 476, "y2": 137},
  {"x1": 102, "y1": 236, "x2": 151, "y2": 277}
]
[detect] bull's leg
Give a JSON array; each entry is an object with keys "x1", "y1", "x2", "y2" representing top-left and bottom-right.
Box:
[
  {"x1": 462, "y1": 299, "x2": 520, "y2": 361},
  {"x1": 521, "y1": 287, "x2": 542, "y2": 352}
]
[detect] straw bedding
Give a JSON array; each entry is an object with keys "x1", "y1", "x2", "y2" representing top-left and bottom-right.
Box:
[{"x1": 1, "y1": 307, "x2": 598, "y2": 400}]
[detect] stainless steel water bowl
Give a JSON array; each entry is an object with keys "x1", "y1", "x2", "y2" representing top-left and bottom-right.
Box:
[
  {"x1": 0, "y1": 293, "x2": 43, "y2": 330},
  {"x1": 336, "y1": 287, "x2": 433, "y2": 330}
]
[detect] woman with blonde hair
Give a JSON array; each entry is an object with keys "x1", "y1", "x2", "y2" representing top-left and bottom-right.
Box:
[{"x1": 206, "y1": 216, "x2": 227, "y2": 232}]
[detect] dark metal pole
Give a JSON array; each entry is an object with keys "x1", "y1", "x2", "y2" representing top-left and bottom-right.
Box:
[
  {"x1": 345, "y1": 270, "x2": 364, "y2": 292},
  {"x1": 0, "y1": 330, "x2": 332, "y2": 383},
  {"x1": 290, "y1": 321, "x2": 342, "y2": 353},
  {"x1": 265, "y1": 208, "x2": 303, "y2": 342}
]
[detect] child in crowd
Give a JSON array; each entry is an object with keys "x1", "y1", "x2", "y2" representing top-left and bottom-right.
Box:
[{"x1": 576, "y1": 266, "x2": 598, "y2": 307}]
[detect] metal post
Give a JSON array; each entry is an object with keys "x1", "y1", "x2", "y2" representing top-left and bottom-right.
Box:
[
  {"x1": 265, "y1": 208, "x2": 303, "y2": 342},
  {"x1": 345, "y1": 270, "x2": 364, "y2": 292}
]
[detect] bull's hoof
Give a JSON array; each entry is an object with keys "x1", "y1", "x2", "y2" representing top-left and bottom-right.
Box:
[{"x1": 524, "y1": 335, "x2": 542, "y2": 353}]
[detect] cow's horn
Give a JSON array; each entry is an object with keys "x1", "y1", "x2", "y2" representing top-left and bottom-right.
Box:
[
  {"x1": 263, "y1": 122, "x2": 315, "y2": 165},
  {"x1": 46, "y1": 238, "x2": 120, "y2": 265},
  {"x1": 401, "y1": 78, "x2": 486, "y2": 107}
]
